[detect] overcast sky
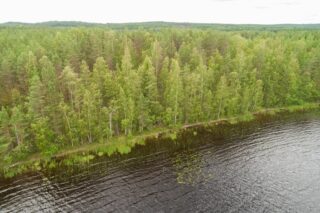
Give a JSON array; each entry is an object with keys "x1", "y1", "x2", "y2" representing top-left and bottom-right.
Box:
[{"x1": 0, "y1": 0, "x2": 319, "y2": 24}]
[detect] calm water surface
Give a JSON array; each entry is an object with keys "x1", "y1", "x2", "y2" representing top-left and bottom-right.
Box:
[{"x1": 1, "y1": 112, "x2": 320, "y2": 212}]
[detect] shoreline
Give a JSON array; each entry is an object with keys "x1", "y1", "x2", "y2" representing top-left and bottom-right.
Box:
[{"x1": 1, "y1": 102, "x2": 319, "y2": 178}]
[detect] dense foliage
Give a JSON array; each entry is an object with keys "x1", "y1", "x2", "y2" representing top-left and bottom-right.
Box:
[{"x1": 0, "y1": 26, "x2": 320, "y2": 159}]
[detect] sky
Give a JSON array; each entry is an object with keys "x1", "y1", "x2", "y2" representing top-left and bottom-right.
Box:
[{"x1": 0, "y1": 0, "x2": 319, "y2": 24}]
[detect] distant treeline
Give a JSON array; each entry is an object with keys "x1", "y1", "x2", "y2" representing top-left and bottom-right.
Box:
[
  {"x1": 1, "y1": 21, "x2": 320, "y2": 30},
  {"x1": 0, "y1": 27, "x2": 320, "y2": 160}
]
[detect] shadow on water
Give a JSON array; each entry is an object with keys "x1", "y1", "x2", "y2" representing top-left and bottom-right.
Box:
[{"x1": 1, "y1": 111, "x2": 320, "y2": 212}]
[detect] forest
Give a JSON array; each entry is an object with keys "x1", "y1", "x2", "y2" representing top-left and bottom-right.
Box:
[{"x1": 0, "y1": 26, "x2": 320, "y2": 163}]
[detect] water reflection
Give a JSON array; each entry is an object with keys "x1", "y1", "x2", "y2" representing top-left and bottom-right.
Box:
[{"x1": 173, "y1": 150, "x2": 214, "y2": 185}]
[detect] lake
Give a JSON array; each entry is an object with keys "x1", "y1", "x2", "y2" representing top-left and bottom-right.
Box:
[{"x1": 1, "y1": 112, "x2": 320, "y2": 212}]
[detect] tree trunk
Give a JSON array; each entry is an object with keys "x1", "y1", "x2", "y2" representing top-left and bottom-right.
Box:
[
  {"x1": 217, "y1": 99, "x2": 222, "y2": 120},
  {"x1": 13, "y1": 125, "x2": 20, "y2": 146},
  {"x1": 109, "y1": 112, "x2": 113, "y2": 138}
]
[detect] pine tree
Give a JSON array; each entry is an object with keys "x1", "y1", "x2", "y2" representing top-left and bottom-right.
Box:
[
  {"x1": 61, "y1": 65, "x2": 78, "y2": 110},
  {"x1": 164, "y1": 59, "x2": 183, "y2": 126},
  {"x1": 25, "y1": 51, "x2": 38, "y2": 82},
  {"x1": 151, "y1": 40, "x2": 163, "y2": 76},
  {"x1": 215, "y1": 75, "x2": 228, "y2": 119},
  {"x1": 27, "y1": 74, "x2": 44, "y2": 119},
  {"x1": 252, "y1": 80, "x2": 264, "y2": 111},
  {"x1": 121, "y1": 43, "x2": 133, "y2": 75},
  {"x1": 60, "y1": 66, "x2": 79, "y2": 146},
  {"x1": 93, "y1": 57, "x2": 108, "y2": 104},
  {"x1": 10, "y1": 106, "x2": 26, "y2": 147},
  {"x1": 39, "y1": 56, "x2": 63, "y2": 135},
  {"x1": 183, "y1": 72, "x2": 202, "y2": 123},
  {"x1": 226, "y1": 72, "x2": 241, "y2": 116},
  {"x1": 79, "y1": 60, "x2": 91, "y2": 87},
  {"x1": 158, "y1": 57, "x2": 170, "y2": 107},
  {"x1": 0, "y1": 107, "x2": 11, "y2": 145},
  {"x1": 82, "y1": 82, "x2": 102, "y2": 143},
  {"x1": 31, "y1": 117, "x2": 57, "y2": 157},
  {"x1": 119, "y1": 87, "x2": 134, "y2": 135},
  {"x1": 138, "y1": 56, "x2": 160, "y2": 119}
]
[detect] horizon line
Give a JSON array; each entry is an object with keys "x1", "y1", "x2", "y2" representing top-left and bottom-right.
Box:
[{"x1": 1, "y1": 20, "x2": 320, "y2": 26}]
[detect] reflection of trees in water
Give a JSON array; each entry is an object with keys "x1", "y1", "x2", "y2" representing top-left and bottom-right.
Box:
[{"x1": 172, "y1": 150, "x2": 213, "y2": 186}]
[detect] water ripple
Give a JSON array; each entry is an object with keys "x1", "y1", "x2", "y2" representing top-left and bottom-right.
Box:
[{"x1": 1, "y1": 113, "x2": 320, "y2": 212}]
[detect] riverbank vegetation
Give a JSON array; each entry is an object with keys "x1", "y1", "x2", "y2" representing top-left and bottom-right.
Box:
[
  {"x1": 1, "y1": 26, "x2": 320, "y2": 176},
  {"x1": 2, "y1": 103, "x2": 319, "y2": 178}
]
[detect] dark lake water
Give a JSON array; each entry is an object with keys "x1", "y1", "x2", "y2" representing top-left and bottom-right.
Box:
[{"x1": 1, "y1": 112, "x2": 320, "y2": 212}]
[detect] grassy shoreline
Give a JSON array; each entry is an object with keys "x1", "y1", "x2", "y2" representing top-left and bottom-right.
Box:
[{"x1": 1, "y1": 102, "x2": 319, "y2": 178}]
